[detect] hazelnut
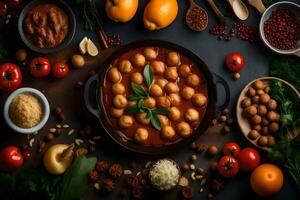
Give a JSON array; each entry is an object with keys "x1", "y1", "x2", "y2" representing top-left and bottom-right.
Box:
[
  {"x1": 257, "y1": 105, "x2": 267, "y2": 116},
  {"x1": 260, "y1": 94, "x2": 271, "y2": 104},
  {"x1": 16, "y1": 49, "x2": 27, "y2": 62},
  {"x1": 241, "y1": 98, "x2": 251, "y2": 108},
  {"x1": 269, "y1": 122, "x2": 279, "y2": 133},
  {"x1": 267, "y1": 136, "x2": 276, "y2": 146},
  {"x1": 267, "y1": 99, "x2": 277, "y2": 110},
  {"x1": 253, "y1": 80, "x2": 264, "y2": 90},
  {"x1": 191, "y1": 154, "x2": 197, "y2": 161},
  {"x1": 207, "y1": 145, "x2": 218, "y2": 157},
  {"x1": 247, "y1": 87, "x2": 256, "y2": 97},
  {"x1": 251, "y1": 115, "x2": 262, "y2": 125},
  {"x1": 257, "y1": 136, "x2": 268, "y2": 146},
  {"x1": 248, "y1": 130, "x2": 259, "y2": 140},
  {"x1": 232, "y1": 72, "x2": 240, "y2": 80},
  {"x1": 261, "y1": 126, "x2": 269, "y2": 136}
]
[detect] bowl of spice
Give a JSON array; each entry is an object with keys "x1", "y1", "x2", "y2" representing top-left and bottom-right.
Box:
[
  {"x1": 4, "y1": 88, "x2": 50, "y2": 134},
  {"x1": 259, "y1": 1, "x2": 300, "y2": 57}
]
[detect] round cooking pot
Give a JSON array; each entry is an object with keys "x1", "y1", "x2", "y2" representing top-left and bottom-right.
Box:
[{"x1": 84, "y1": 40, "x2": 230, "y2": 155}]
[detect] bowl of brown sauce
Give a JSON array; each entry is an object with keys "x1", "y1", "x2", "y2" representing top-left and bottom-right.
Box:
[
  {"x1": 84, "y1": 40, "x2": 230, "y2": 154},
  {"x1": 18, "y1": 0, "x2": 76, "y2": 54}
]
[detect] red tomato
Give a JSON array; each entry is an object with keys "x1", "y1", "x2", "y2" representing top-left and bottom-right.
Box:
[
  {"x1": 7, "y1": 0, "x2": 22, "y2": 8},
  {"x1": 237, "y1": 148, "x2": 260, "y2": 172},
  {"x1": 52, "y1": 61, "x2": 69, "y2": 78},
  {"x1": 0, "y1": 146, "x2": 24, "y2": 172},
  {"x1": 226, "y1": 53, "x2": 245, "y2": 72},
  {"x1": 0, "y1": 63, "x2": 22, "y2": 91},
  {"x1": 222, "y1": 142, "x2": 241, "y2": 158},
  {"x1": 217, "y1": 156, "x2": 239, "y2": 178},
  {"x1": 30, "y1": 57, "x2": 51, "y2": 78},
  {"x1": 0, "y1": 2, "x2": 8, "y2": 16}
]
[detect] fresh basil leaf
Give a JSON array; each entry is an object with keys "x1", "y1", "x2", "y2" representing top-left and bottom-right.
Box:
[
  {"x1": 131, "y1": 83, "x2": 148, "y2": 97},
  {"x1": 60, "y1": 156, "x2": 97, "y2": 200},
  {"x1": 150, "y1": 114, "x2": 161, "y2": 131},
  {"x1": 137, "y1": 99, "x2": 145, "y2": 110},
  {"x1": 125, "y1": 106, "x2": 140, "y2": 114},
  {"x1": 152, "y1": 108, "x2": 170, "y2": 116},
  {"x1": 143, "y1": 64, "x2": 153, "y2": 88},
  {"x1": 127, "y1": 94, "x2": 142, "y2": 101}
]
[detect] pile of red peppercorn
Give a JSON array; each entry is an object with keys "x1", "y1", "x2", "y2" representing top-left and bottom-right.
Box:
[
  {"x1": 264, "y1": 9, "x2": 300, "y2": 50},
  {"x1": 106, "y1": 34, "x2": 122, "y2": 47}
]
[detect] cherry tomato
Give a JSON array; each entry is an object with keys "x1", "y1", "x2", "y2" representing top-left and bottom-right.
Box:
[
  {"x1": 226, "y1": 53, "x2": 245, "y2": 72},
  {"x1": 22, "y1": 149, "x2": 31, "y2": 160},
  {"x1": 52, "y1": 61, "x2": 69, "y2": 78},
  {"x1": 0, "y1": 2, "x2": 8, "y2": 16},
  {"x1": 7, "y1": 0, "x2": 22, "y2": 8},
  {"x1": 30, "y1": 57, "x2": 51, "y2": 78},
  {"x1": 237, "y1": 148, "x2": 260, "y2": 172},
  {"x1": 222, "y1": 142, "x2": 240, "y2": 158},
  {"x1": 217, "y1": 156, "x2": 239, "y2": 178},
  {"x1": 0, "y1": 63, "x2": 22, "y2": 91}
]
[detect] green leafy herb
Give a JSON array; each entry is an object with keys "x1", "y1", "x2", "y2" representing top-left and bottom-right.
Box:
[
  {"x1": 131, "y1": 83, "x2": 148, "y2": 97},
  {"x1": 152, "y1": 108, "x2": 170, "y2": 116},
  {"x1": 125, "y1": 105, "x2": 140, "y2": 114},
  {"x1": 127, "y1": 94, "x2": 143, "y2": 101},
  {"x1": 59, "y1": 156, "x2": 97, "y2": 200},
  {"x1": 143, "y1": 65, "x2": 154, "y2": 88},
  {"x1": 75, "y1": 0, "x2": 96, "y2": 31},
  {"x1": 150, "y1": 113, "x2": 162, "y2": 131}
]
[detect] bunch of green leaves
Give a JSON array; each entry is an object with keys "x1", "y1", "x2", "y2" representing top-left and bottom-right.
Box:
[
  {"x1": 269, "y1": 56, "x2": 300, "y2": 91},
  {"x1": 125, "y1": 65, "x2": 170, "y2": 130},
  {"x1": 75, "y1": 0, "x2": 95, "y2": 31},
  {"x1": 268, "y1": 80, "x2": 300, "y2": 190}
]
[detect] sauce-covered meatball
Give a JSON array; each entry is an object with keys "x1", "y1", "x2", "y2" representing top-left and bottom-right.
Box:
[
  {"x1": 181, "y1": 86, "x2": 195, "y2": 100},
  {"x1": 269, "y1": 122, "x2": 279, "y2": 133},
  {"x1": 176, "y1": 122, "x2": 191, "y2": 137},
  {"x1": 260, "y1": 94, "x2": 270, "y2": 104},
  {"x1": 112, "y1": 83, "x2": 125, "y2": 95},
  {"x1": 257, "y1": 105, "x2": 267, "y2": 116},
  {"x1": 119, "y1": 60, "x2": 133, "y2": 73},
  {"x1": 250, "y1": 115, "x2": 262, "y2": 125},
  {"x1": 150, "y1": 84, "x2": 163, "y2": 97},
  {"x1": 131, "y1": 72, "x2": 144, "y2": 84},
  {"x1": 119, "y1": 115, "x2": 134, "y2": 128},
  {"x1": 168, "y1": 93, "x2": 181, "y2": 106},
  {"x1": 167, "y1": 51, "x2": 180, "y2": 66},
  {"x1": 151, "y1": 60, "x2": 165, "y2": 75},
  {"x1": 134, "y1": 128, "x2": 149, "y2": 143},
  {"x1": 241, "y1": 97, "x2": 251, "y2": 108},
  {"x1": 267, "y1": 111, "x2": 279, "y2": 122},
  {"x1": 108, "y1": 67, "x2": 121, "y2": 83},
  {"x1": 157, "y1": 115, "x2": 169, "y2": 126},
  {"x1": 144, "y1": 97, "x2": 156, "y2": 108},
  {"x1": 132, "y1": 53, "x2": 146, "y2": 68},
  {"x1": 178, "y1": 64, "x2": 191, "y2": 78},
  {"x1": 143, "y1": 47, "x2": 157, "y2": 60},
  {"x1": 155, "y1": 78, "x2": 168, "y2": 89},
  {"x1": 156, "y1": 96, "x2": 171, "y2": 108},
  {"x1": 192, "y1": 93, "x2": 207, "y2": 107},
  {"x1": 165, "y1": 67, "x2": 178, "y2": 82},
  {"x1": 169, "y1": 107, "x2": 181, "y2": 121},
  {"x1": 253, "y1": 80, "x2": 264, "y2": 90},
  {"x1": 113, "y1": 95, "x2": 128, "y2": 108},
  {"x1": 161, "y1": 125, "x2": 175, "y2": 140},
  {"x1": 185, "y1": 108, "x2": 199, "y2": 122},
  {"x1": 185, "y1": 74, "x2": 200, "y2": 87},
  {"x1": 136, "y1": 113, "x2": 150, "y2": 125},
  {"x1": 267, "y1": 99, "x2": 277, "y2": 110},
  {"x1": 164, "y1": 82, "x2": 179, "y2": 94},
  {"x1": 110, "y1": 107, "x2": 124, "y2": 118}
]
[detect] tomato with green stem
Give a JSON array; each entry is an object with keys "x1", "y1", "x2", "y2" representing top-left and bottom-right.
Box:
[
  {"x1": 30, "y1": 57, "x2": 51, "y2": 78},
  {"x1": 52, "y1": 61, "x2": 69, "y2": 78},
  {"x1": 217, "y1": 155, "x2": 239, "y2": 178},
  {"x1": 222, "y1": 142, "x2": 240, "y2": 158}
]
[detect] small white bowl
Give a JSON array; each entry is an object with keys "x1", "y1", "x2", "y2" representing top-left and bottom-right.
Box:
[{"x1": 3, "y1": 87, "x2": 50, "y2": 134}]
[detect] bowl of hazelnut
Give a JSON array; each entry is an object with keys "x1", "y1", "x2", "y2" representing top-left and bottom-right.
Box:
[{"x1": 84, "y1": 40, "x2": 230, "y2": 154}]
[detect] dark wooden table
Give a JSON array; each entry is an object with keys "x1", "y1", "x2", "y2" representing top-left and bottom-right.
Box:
[{"x1": 0, "y1": 0, "x2": 299, "y2": 199}]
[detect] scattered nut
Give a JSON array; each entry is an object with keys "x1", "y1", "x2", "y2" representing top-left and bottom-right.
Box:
[
  {"x1": 222, "y1": 125, "x2": 231, "y2": 134},
  {"x1": 179, "y1": 176, "x2": 189, "y2": 187},
  {"x1": 191, "y1": 154, "x2": 197, "y2": 161},
  {"x1": 220, "y1": 115, "x2": 227, "y2": 122},
  {"x1": 75, "y1": 139, "x2": 84, "y2": 146},
  {"x1": 232, "y1": 72, "x2": 241, "y2": 80},
  {"x1": 29, "y1": 138, "x2": 35, "y2": 147},
  {"x1": 182, "y1": 164, "x2": 189, "y2": 171},
  {"x1": 67, "y1": 129, "x2": 75, "y2": 136},
  {"x1": 49, "y1": 128, "x2": 56, "y2": 133},
  {"x1": 63, "y1": 124, "x2": 69, "y2": 128},
  {"x1": 45, "y1": 133, "x2": 54, "y2": 141},
  {"x1": 75, "y1": 147, "x2": 88, "y2": 157},
  {"x1": 189, "y1": 164, "x2": 195, "y2": 170},
  {"x1": 181, "y1": 186, "x2": 195, "y2": 199},
  {"x1": 16, "y1": 49, "x2": 27, "y2": 62},
  {"x1": 207, "y1": 145, "x2": 218, "y2": 157},
  {"x1": 124, "y1": 169, "x2": 132, "y2": 175}
]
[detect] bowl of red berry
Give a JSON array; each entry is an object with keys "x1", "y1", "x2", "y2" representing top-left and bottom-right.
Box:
[{"x1": 260, "y1": 1, "x2": 300, "y2": 57}]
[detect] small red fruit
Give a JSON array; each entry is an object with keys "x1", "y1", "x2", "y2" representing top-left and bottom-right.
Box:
[
  {"x1": 222, "y1": 142, "x2": 240, "y2": 158},
  {"x1": 226, "y1": 53, "x2": 245, "y2": 72},
  {"x1": 237, "y1": 147, "x2": 260, "y2": 172},
  {"x1": 217, "y1": 155, "x2": 239, "y2": 178}
]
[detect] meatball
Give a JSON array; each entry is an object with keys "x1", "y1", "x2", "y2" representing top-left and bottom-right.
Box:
[
  {"x1": 267, "y1": 99, "x2": 277, "y2": 110},
  {"x1": 134, "y1": 128, "x2": 149, "y2": 143},
  {"x1": 247, "y1": 87, "x2": 256, "y2": 97},
  {"x1": 251, "y1": 115, "x2": 262, "y2": 125},
  {"x1": 178, "y1": 64, "x2": 191, "y2": 78},
  {"x1": 144, "y1": 97, "x2": 156, "y2": 108},
  {"x1": 261, "y1": 126, "x2": 269, "y2": 136},
  {"x1": 131, "y1": 72, "x2": 144, "y2": 84},
  {"x1": 165, "y1": 67, "x2": 178, "y2": 82},
  {"x1": 108, "y1": 67, "x2": 121, "y2": 83},
  {"x1": 176, "y1": 122, "x2": 192, "y2": 137},
  {"x1": 156, "y1": 96, "x2": 171, "y2": 108},
  {"x1": 136, "y1": 113, "x2": 150, "y2": 125},
  {"x1": 110, "y1": 107, "x2": 124, "y2": 118},
  {"x1": 155, "y1": 78, "x2": 168, "y2": 89},
  {"x1": 185, "y1": 108, "x2": 200, "y2": 122},
  {"x1": 113, "y1": 95, "x2": 128, "y2": 108},
  {"x1": 257, "y1": 105, "x2": 267, "y2": 116},
  {"x1": 253, "y1": 80, "x2": 264, "y2": 90},
  {"x1": 248, "y1": 130, "x2": 259, "y2": 140},
  {"x1": 157, "y1": 115, "x2": 169, "y2": 126},
  {"x1": 267, "y1": 111, "x2": 278, "y2": 122},
  {"x1": 257, "y1": 136, "x2": 268, "y2": 146},
  {"x1": 132, "y1": 53, "x2": 146, "y2": 68},
  {"x1": 149, "y1": 84, "x2": 163, "y2": 97},
  {"x1": 161, "y1": 125, "x2": 176, "y2": 140},
  {"x1": 241, "y1": 98, "x2": 251, "y2": 108},
  {"x1": 192, "y1": 93, "x2": 207, "y2": 107},
  {"x1": 119, "y1": 60, "x2": 133, "y2": 73},
  {"x1": 269, "y1": 122, "x2": 279, "y2": 133},
  {"x1": 112, "y1": 83, "x2": 125, "y2": 95},
  {"x1": 119, "y1": 115, "x2": 134, "y2": 128},
  {"x1": 260, "y1": 94, "x2": 270, "y2": 104},
  {"x1": 185, "y1": 74, "x2": 200, "y2": 87},
  {"x1": 169, "y1": 107, "x2": 181, "y2": 121},
  {"x1": 252, "y1": 95, "x2": 260, "y2": 104},
  {"x1": 244, "y1": 106, "x2": 257, "y2": 117},
  {"x1": 164, "y1": 82, "x2": 179, "y2": 94},
  {"x1": 151, "y1": 60, "x2": 165, "y2": 75},
  {"x1": 143, "y1": 47, "x2": 157, "y2": 60},
  {"x1": 167, "y1": 51, "x2": 180, "y2": 66},
  {"x1": 168, "y1": 93, "x2": 181, "y2": 106},
  {"x1": 181, "y1": 86, "x2": 195, "y2": 100}
]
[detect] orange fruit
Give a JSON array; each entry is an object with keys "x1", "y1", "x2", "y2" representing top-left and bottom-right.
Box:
[
  {"x1": 250, "y1": 164, "x2": 284, "y2": 197},
  {"x1": 105, "y1": 0, "x2": 138, "y2": 22},
  {"x1": 143, "y1": 0, "x2": 178, "y2": 31}
]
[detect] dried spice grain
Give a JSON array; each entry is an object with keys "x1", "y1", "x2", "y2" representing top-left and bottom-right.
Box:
[
  {"x1": 96, "y1": 160, "x2": 109, "y2": 173},
  {"x1": 109, "y1": 163, "x2": 123, "y2": 178}
]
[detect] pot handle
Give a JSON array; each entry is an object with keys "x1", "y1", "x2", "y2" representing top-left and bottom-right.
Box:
[
  {"x1": 213, "y1": 73, "x2": 230, "y2": 112},
  {"x1": 84, "y1": 75, "x2": 101, "y2": 119}
]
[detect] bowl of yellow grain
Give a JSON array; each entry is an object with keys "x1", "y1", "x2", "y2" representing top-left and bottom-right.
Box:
[{"x1": 3, "y1": 87, "x2": 50, "y2": 134}]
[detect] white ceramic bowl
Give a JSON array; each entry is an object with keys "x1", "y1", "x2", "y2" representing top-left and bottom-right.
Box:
[{"x1": 3, "y1": 87, "x2": 50, "y2": 134}]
